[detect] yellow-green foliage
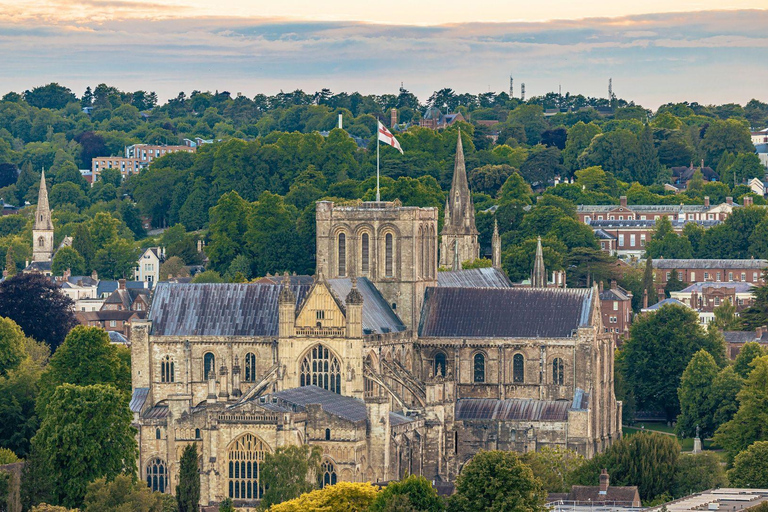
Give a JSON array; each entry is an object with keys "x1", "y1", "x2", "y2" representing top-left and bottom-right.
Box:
[
  {"x1": 0, "y1": 447, "x2": 19, "y2": 465},
  {"x1": 268, "y1": 481, "x2": 379, "y2": 512}
]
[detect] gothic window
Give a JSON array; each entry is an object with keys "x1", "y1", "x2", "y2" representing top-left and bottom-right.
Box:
[
  {"x1": 337, "y1": 233, "x2": 346, "y2": 277},
  {"x1": 325, "y1": 428, "x2": 331, "y2": 440},
  {"x1": 473, "y1": 353, "x2": 485, "y2": 383},
  {"x1": 204, "y1": 352, "x2": 215, "y2": 380},
  {"x1": 320, "y1": 460, "x2": 337, "y2": 489},
  {"x1": 155, "y1": 428, "x2": 161, "y2": 440},
  {"x1": 419, "y1": 227, "x2": 424, "y2": 279},
  {"x1": 361, "y1": 233, "x2": 370, "y2": 275},
  {"x1": 385, "y1": 233, "x2": 394, "y2": 277},
  {"x1": 195, "y1": 428, "x2": 201, "y2": 439},
  {"x1": 244, "y1": 352, "x2": 256, "y2": 382},
  {"x1": 38, "y1": 236, "x2": 44, "y2": 247},
  {"x1": 434, "y1": 352, "x2": 446, "y2": 377},
  {"x1": 146, "y1": 458, "x2": 166, "y2": 493},
  {"x1": 513, "y1": 354, "x2": 524, "y2": 383},
  {"x1": 552, "y1": 357, "x2": 564, "y2": 385},
  {"x1": 227, "y1": 434, "x2": 267, "y2": 500},
  {"x1": 160, "y1": 355, "x2": 174, "y2": 383},
  {"x1": 300, "y1": 344, "x2": 341, "y2": 394}
]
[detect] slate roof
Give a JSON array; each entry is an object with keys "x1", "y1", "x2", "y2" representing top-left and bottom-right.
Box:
[
  {"x1": 97, "y1": 280, "x2": 150, "y2": 297},
  {"x1": 256, "y1": 386, "x2": 367, "y2": 423},
  {"x1": 653, "y1": 259, "x2": 768, "y2": 269},
  {"x1": 643, "y1": 298, "x2": 686, "y2": 311},
  {"x1": 24, "y1": 261, "x2": 52, "y2": 272},
  {"x1": 594, "y1": 229, "x2": 616, "y2": 240},
  {"x1": 722, "y1": 330, "x2": 768, "y2": 343},
  {"x1": 418, "y1": 287, "x2": 593, "y2": 338},
  {"x1": 437, "y1": 268, "x2": 512, "y2": 288},
  {"x1": 578, "y1": 203, "x2": 721, "y2": 213},
  {"x1": 327, "y1": 277, "x2": 405, "y2": 334},
  {"x1": 599, "y1": 286, "x2": 632, "y2": 301},
  {"x1": 149, "y1": 282, "x2": 310, "y2": 337},
  {"x1": 389, "y1": 411, "x2": 414, "y2": 427},
  {"x1": 589, "y1": 219, "x2": 721, "y2": 228},
  {"x1": 455, "y1": 398, "x2": 571, "y2": 422},
  {"x1": 130, "y1": 387, "x2": 149, "y2": 413},
  {"x1": 679, "y1": 281, "x2": 755, "y2": 293},
  {"x1": 567, "y1": 485, "x2": 640, "y2": 505}
]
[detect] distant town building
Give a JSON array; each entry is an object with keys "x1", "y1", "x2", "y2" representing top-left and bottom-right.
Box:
[
  {"x1": 599, "y1": 282, "x2": 633, "y2": 344},
  {"x1": 591, "y1": 219, "x2": 720, "y2": 259},
  {"x1": 134, "y1": 247, "x2": 165, "y2": 285},
  {"x1": 647, "y1": 488, "x2": 768, "y2": 512},
  {"x1": 670, "y1": 281, "x2": 756, "y2": 324},
  {"x1": 723, "y1": 327, "x2": 768, "y2": 359},
  {"x1": 652, "y1": 258, "x2": 767, "y2": 298},
  {"x1": 548, "y1": 469, "x2": 642, "y2": 511},
  {"x1": 91, "y1": 144, "x2": 195, "y2": 181},
  {"x1": 577, "y1": 196, "x2": 738, "y2": 224},
  {"x1": 419, "y1": 107, "x2": 465, "y2": 130},
  {"x1": 24, "y1": 172, "x2": 55, "y2": 275},
  {"x1": 751, "y1": 128, "x2": 768, "y2": 145}
]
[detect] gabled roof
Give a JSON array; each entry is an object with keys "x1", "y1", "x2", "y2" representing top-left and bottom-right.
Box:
[
  {"x1": 418, "y1": 286, "x2": 594, "y2": 338},
  {"x1": 149, "y1": 282, "x2": 311, "y2": 337},
  {"x1": 643, "y1": 298, "x2": 686, "y2": 311},
  {"x1": 652, "y1": 259, "x2": 768, "y2": 269},
  {"x1": 257, "y1": 386, "x2": 367, "y2": 423},
  {"x1": 722, "y1": 330, "x2": 768, "y2": 343},
  {"x1": 599, "y1": 286, "x2": 632, "y2": 301},
  {"x1": 437, "y1": 268, "x2": 512, "y2": 288},
  {"x1": 567, "y1": 485, "x2": 640, "y2": 505},
  {"x1": 327, "y1": 277, "x2": 405, "y2": 334}
]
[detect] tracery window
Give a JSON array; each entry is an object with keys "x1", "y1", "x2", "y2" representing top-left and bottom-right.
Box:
[
  {"x1": 146, "y1": 458, "x2": 166, "y2": 493},
  {"x1": 513, "y1": 354, "x2": 524, "y2": 383},
  {"x1": 320, "y1": 460, "x2": 337, "y2": 489},
  {"x1": 385, "y1": 233, "x2": 394, "y2": 277},
  {"x1": 338, "y1": 233, "x2": 346, "y2": 277},
  {"x1": 434, "y1": 352, "x2": 446, "y2": 377},
  {"x1": 160, "y1": 355, "x2": 174, "y2": 383},
  {"x1": 203, "y1": 352, "x2": 215, "y2": 380},
  {"x1": 300, "y1": 344, "x2": 341, "y2": 394},
  {"x1": 553, "y1": 357, "x2": 564, "y2": 385},
  {"x1": 244, "y1": 352, "x2": 256, "y2": 382},
  {"x1": 361, "y1": 233, "x2": 370, "y2": 275},
  {"x1": 38, "y1": 236, "x2": 44, "y2": 247},
  {"x1": 228, "y1": 434, "x2": 267, "y2": 500},
  {"x1": 473, "y1": 353, "x2": 485, "y2": 383}
]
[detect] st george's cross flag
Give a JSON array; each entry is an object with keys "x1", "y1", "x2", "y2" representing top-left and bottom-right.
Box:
[{"x1": 377, "y1": 121, "x2": 403, "y2": 154}]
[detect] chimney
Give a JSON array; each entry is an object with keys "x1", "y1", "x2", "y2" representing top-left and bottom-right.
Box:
[
  {"x1": 744, "y1": 196, "x2": 754, "y2": 207},
  {"x1": 726, "y1": 196, "x2": 733, "y2": 206},
  {"x1": 599, "y1": 469, "x2": 610, "y2": 495},
  {"x1": 118, "y1": 279, "x2": 126, "y2": 290},
  {"x1": 91, "y1": 270, "x2": 98, "y2": 280},
  {"x1": 390, "y1": 108, "x2": 397, "y2": 127},
  {"x1": 620, "y1": 196, "x2": 627, "y2": 208},
  {"x1": 599, "y1": 281, "x2": 604, "y2": 292},
  {"x1": 64, "y1": 268, "x2": 71, "y2": 281},
  {"x1": 704, "y1": 196, "x2": 710, "y2": 208},
  {"x1": 757, "y1": 326, "x2": 764, "y2": 339},
  {"x1": 611, "y1": 279, "x2": 617, "y2": 290}
]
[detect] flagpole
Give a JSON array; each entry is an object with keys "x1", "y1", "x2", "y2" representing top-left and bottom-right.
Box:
[{"x1": 376, "y1": 126, "x2": 380, "y2": 202}]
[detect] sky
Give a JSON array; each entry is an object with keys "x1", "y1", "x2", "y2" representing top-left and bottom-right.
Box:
[{"x1": 0, "y1": 2, "x2": 767, "y2": 108}]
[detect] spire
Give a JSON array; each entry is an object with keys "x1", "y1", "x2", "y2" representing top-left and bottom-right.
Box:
[
  {"x1": 278, "y1": 271, "x2": 295, "y2": 303},
  {"x1": 492, "y1": 219, "x2": 501, "y2": 269},
  {"x1": 531, "y1": 236, "x2": 547, "y2": 288},
  {"x1": 35, "y1": 170, "x2": 53, "y2": 231},
  {"x1": 346, "y1": 276, "x2": 364, "y2": 305},
  {"x1": 443, "y1": 129, "x2": 477, "y2": 234}
]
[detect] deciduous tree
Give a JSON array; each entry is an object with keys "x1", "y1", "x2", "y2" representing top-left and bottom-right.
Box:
[
  {"x1": 259, "y1": 445, "x2": 321, "y2": 509},
  {"x1": 728, "y1": 441, "x2": 768, "y2": 488}
]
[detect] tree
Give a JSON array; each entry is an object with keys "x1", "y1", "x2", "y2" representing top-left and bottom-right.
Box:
[
  {"x1": 572, "y1": 432, "x2": 679, "y2": 502},
  {"x1": 369, "y1": 475, "x2": 445, "y2": 512},
  {"x1": 72, "y1": 223, "x2": 95, "y2": 271},
  {"x1": 740, "y1": 271, "x2": 768, "y2": 330},
  {"x1": 93, "y1": 239, "x2": 139, "y2": 279},
  {"x1": 448, "y1": 450, "x2": 546, "y2": 512},
  {"x1": 579, "y1": 129, "x2": 640, "y2": 183},
  {"x1": 0, "y1": 447, "x2": 19, "y2": 464},
  {"x1": 623, "y1": 304, "x2": 725, "y2": 420},
  {"x1": 31, "y1": 383, "x2": 137, "y2": 508},
  {"x1": 259, "y1": 445, "x2": 321, "y2": 509},
  {"x1": 191, "y1": 270, "x2": 224, "y2": 283},
  {"x1": 715, "y1": 355, "x2": 768, "y2": 462},
  {"x1": 207, "y1": 191, "x2": 251, "y2": 273},
  {"x1": 728, "y1": 441, "x2": 768, "y2": 488},
  {"x1": 673, "y1": 453, "x2": 727, "y2": 498},
  {"x1": 38, "y1": 326, "x2": 130, "y2": 415},
  {"x1": 268, "y1": 482, "x2": 380, "y2": 512},
  {"x1": 701, "y1": 119, "x2": 753, "y2": 164},
  {"x1": 734, "y1": 342, "x2": 765, "y2": 379},
  {"x1": 0, "y1": 274, "x2": 77, "y2": 351},
  {"x1": 664, "y1": 269, "x2": 687, "y2": 297},
  {"x1": 83, "y1": 474, "x2": 170, "y2": 512},
  {"x1": 711, "y1": 365, "x2": 744, "y2": 429},
  {"x1": 712, "y1": 299, "x2": 739, "y2": 330},
  {"x1": 177, "y1": 444, "x2": 200, "y2": 512},
  {"x1": 159, "y1": 256, "x2": 189, "y2": 281},
  {"x1": 521, "y1": 446, "x2": 585, "y2": 493},
  {"x1": 0, "y1": 316, "x2": 28, "y2": 377},
  {"x1": 4, "y1": 246, "x2": 16, "y2": 277},
  {"x1": 23, "y1": 83, "x2": 77, "y2": 109},
  {"x1": 51, "y1": 247, "x2": 86, "y2": 276},
  {"x1": 676, "y1": 350, "x2": 720, "y2": 438},
  {"x1": 218, "y1": 498, "x2": 235, "y2": 512},
  {"x1": 636, "y1": 124, "x2": 661, "y2": 185},
  {"x1": 642, "y1": 258, "x2": 659, "y2": 307}
]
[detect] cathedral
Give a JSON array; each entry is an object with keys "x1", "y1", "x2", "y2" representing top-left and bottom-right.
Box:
[{"x1": 130, "y1": 135, "x2": 621, "y2": 510}]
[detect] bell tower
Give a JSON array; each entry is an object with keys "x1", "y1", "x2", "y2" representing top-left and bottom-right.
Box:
[{"x1": 32, "y1": 170, "x2": 54, "y2": 263}]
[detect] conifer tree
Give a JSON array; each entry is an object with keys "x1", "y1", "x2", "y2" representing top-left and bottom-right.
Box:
[
  {"x1": 177, "y1": 444, "x2": 200, "y2": 512},
  {"x1": 643, "y1": 258, "x2": 658, "y2": 306},
  {"x1": 4, "y1": 246, "x2": 16, "y2": 277}
]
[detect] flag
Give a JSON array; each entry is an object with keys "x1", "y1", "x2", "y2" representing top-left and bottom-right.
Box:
[{"x1": 377, "y1": 121, "x2": 403, "y2": 154}]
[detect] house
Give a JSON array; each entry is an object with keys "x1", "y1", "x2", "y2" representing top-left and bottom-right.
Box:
[
  {"x1": 751, "y1": 128, "x2": 768, "y2": 145},
  {"x1": 74, "y1": 279, "x2": 149, "y2": 337},
  {"x1": 670, "y1": 163, "x2": 718, "y2": 190},
  {"x1": 76, "y1": 310, "x2": 142, "y2": 338},
  {"x1": 102, "y1": 279, "x2": 150, "y2": 313},
  {"x1": 652, "y1": 259, "x2": 767, "y2": 299},
  {"x1": 722, "y1": 327, "x2": 768, "y2": 359},
  {"x1": 599, "y1": 282, "x2": 633, "y2": 345},
  {"x1": 589, "y1": 219, "x2": 720, "y2": 259},
  {"x1": 670, "y1": 281, "x2": 755, "y2": 314},
  {"x1": 419, "y1": 107, "x2": 466, "y2": 130},
  {"x1": 757, "y1": 143, "x2": 768, "y2": 169},
  {"x1": 135, "y1": 247, "x2": 165, "y2": 285},
  {"x1": 548, "y1": 469, "x2": 641, "y2": 511},
  {"x1": 577, "y1": 195, "x2": 738, "y2": 224}
]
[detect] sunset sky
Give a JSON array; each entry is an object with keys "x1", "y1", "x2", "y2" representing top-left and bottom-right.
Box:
[{"x1": 1, "y1": 1, "x2": 767, "y2": 108}]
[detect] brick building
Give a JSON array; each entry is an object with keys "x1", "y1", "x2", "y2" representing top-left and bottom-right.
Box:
[
  {"x1": 598, "y1": 282, "x2": 633, "y2": 345},
  {"x1": 652, "y1": 259, "x2": 767, "y2": 299},
  {"x1": 590, "y1": 219, "x2": 719, "y2": 258},
  {"x1": 92, "y1": 144, "x2": 195, "y2": 180},
  {"x1": 577, "y1": 195, "x2": 738, "y2": 224}
]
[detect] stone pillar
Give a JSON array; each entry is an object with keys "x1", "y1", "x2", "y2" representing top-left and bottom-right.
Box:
[
  {"x1": 231, "y1": 356, "x2": 242, "y2": 398},
  {"x1": 207, "y1": 370, "x2": 217, "y2": 404},
  {"x1": 345, "y1": 277, "x2": 364, "y2": 338},
  {"x1": 278, "y1": 272, "x2": 296, "y2": 338},
  {"x1": 365, "y1": 395, "x2": 390, "y2": 482},
  {"x1": 218, "y1": 364, "x2": 229, "y2": 401}
]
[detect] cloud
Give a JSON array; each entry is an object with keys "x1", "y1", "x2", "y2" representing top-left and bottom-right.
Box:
[{"x1": 0, "y1": 10, "x2": 766, "y2": 108}]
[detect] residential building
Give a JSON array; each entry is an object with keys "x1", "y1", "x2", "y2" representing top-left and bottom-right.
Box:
[
  {"x1": 651, "y1": 259, "x2": 767, "y2": 299},
  {"x1": 722, "y1": 327, "x2": 768, "y2": 359},
  {"x1": 135, "y1": 247, "x2": 165, "y2": 285},
  {"x1": 74, "y1": 279, "x2": 149, "y2": 337},
  {"x1": 590, "y1": 219, "x2": 720, "y2": 258},
  {"x1": 670, "y1": 281, "x2": 755, "y2": 313},
  {"x1": 548, "y1": 469, "x2": 642, "y2": 512},
  {"x1": 419, "y1": 107, "x2": 465, "y2": 130},
  {"x1": 757, "y1": 143, "x2": 768, "y2": 169},
  {"x1": 751, "y1": 128, "x2": 768, "y2": 145},
  {"x1": 92, "y1": 144, "x2": 195, "y2": 181},
  {"x1": 670, "y1": 163, "x2": 718, "y2": 190},
  {"x1": 577, "y1": 195, "x2": 738, "y2": 224},
  {"x1": 599, "y1": 282, "x2": 633, "y2": 345},
  {"x1": 125, "y1": 144, "x2": 194, "y2": 163}
]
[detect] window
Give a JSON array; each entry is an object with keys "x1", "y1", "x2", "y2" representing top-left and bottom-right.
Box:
[
  {"x1": 585, "y1": 216, "x2": 591, "y2": 223},
  {"x1": 742, "y1": 273, "x2": 747, "y2": 281},
  {"x1": 300, "y1": 344, "x2": 341, "y2": 394},
  {"x1": 598, "y1": 216, "x2": 603, "y2": 220},
  {"x1": 228, "y1": 434, "x2": 267, "y2": 500},
  {"x1": 38, "y1": 236, "x2": 45, "y2": 247},
  {"x1": 641, "y1": 234, "x2": 646, "y2": 247},
  {"x1": 691, "y1": 272, "x2": 696, "y2": 281},
  {"x1": 434, "y1": 352, "x2": 446, "y2": 377},
  {"x1": 716, "y1": 272, "x2": 721, "y2": 281},
  {"x1": 473, "y1": 353, "x2": 485, "y2": 383},
  {"x1": 244, "y1": 353, "x2": 256, "y2": 382},
  {"x1": 619, "y1": 215, "x2": 623, "y2": 220},
  {"x1": 361, "y1": 233, "x2": 370, "y2": 274},
  {"x1": 704, "y1": 272, "x2": 709, "y2": 280},
  {"x1": 613, "y1": 301, "x2": 618, "y2": 311},
  {"x1": 161, "y1": 355, "x2": 175, "y2": 383},
  {"x1": 316, "y1": 310, "x2": 326, "y2": 321},
  {"x1": 729, "y1": 272, "x2": 733, "y2": 282},
  {"x1": 629, "y1": 234, "x2": 635, "y2": 247},
  {"x1": 195, "y1": 428, "x2": 201, "y2": 439},
  {"x1": 513, "y1": 354, "x2": 524, "y2": 383},
  {"x1": 641, "y1": 215, "x2": 646, "y2": 220},
  {"x1": 325, "y1": 429, "x2": 331, "y2": 441},
  {"x1": 337, "y1": 233, "x2": 346, "y2": 277},
  {"x1": 666, "y1": 272, "x2": 670, "y2": 281},
  {"x1": 320, "y1": 460, "x2": 337, "y2": 489},
  {"x1": 715, "y1": 297, "x2": 721, "y2": 305},
  {"x1": 146, "y1": 458, "x2": 166, "y2": 493},
  {"x1": 754, "y1": 272, "x2": 759, "y2": 281},
  {"x1": 204, "y1": 352, "x2": 216, "y2": 380},
  {"x1": 385, "y1": 233, "x2": 394, "y2": 277},
  {"x1": 155, "y1": 428, "x2": 161, "y2": 439},
  {"x1": 618, "y1": 234, "x2": 624, "y2": 247},
  {"x1": 552, "y1": 358, "x2": 564, "y2": 385}
]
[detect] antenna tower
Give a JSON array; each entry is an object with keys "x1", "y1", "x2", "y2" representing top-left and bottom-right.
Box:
[
  {"x1": 608, "y1": 78, "x2": 613, "y2": 100},
  {"x1": 521, "y1": 83, "x2": 526, "y2": 101},
  {"x1": 509, "y1": 75, "x2": 514, "y2": 97}
]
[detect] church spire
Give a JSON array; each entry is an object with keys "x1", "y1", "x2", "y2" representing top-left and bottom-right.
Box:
[
  {"x1": 531, "y1": 236, "x2": 547, "y2": 288},
  {"x1": 440, "y1": 128, "x2": 479, "y2": 267},
  {"x1": 492, "y1": 219, "x2": 501, "y2": 269},
  {"x1": 35, "y1": 170, "x2": 53, "y2": 231}
]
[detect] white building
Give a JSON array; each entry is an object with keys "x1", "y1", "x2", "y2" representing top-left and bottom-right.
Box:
[{"x1": 134, "y1": 247, "x2": 164, "y2": 285}]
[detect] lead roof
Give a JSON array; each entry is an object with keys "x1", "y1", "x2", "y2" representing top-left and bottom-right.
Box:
[{"x1": 436, "y1": 268, "x2": 512, "y2": 288}]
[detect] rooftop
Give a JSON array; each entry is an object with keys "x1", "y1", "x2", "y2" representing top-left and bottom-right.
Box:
[
  {"x1": 437, "y1": 267, "x2": 512, "y2": 288},
  {"x1": 652, "y1": 259, "x2": 768, "y2": 270}
]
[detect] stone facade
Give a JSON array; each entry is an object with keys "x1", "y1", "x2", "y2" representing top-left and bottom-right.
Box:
[{"x1": 32, "y1": 171, "x2": 54, "y2": 263}]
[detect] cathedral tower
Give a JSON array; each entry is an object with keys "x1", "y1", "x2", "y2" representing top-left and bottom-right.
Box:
[
  {"x1": 440, "y1": 131, "x2": 479, "y2": 267},
  {"x1": 32, "y1": 170, "x2": 54, "y2": 263}
]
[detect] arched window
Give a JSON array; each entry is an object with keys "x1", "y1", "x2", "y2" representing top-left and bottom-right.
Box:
[
  {"x1": 38, "y1": 236, "x2": 44, "y2": 247},
  {"x1": 325, "y1": 428, "x2": 331, "y2": 441},
  {"x1": 195, "y1": 428, "x2": 201, "y2": 439},
  {"x1": 385, "y1": 233, "x2": 394, "y2": 277},
  {"x1": 146, "y1": 458, "x2": 166, "y2": 493},
  {"x1": 337, "y1": 233, "x2": 346, "y2": 277},
  {"x1": 320, "y1": 460, "x2": 337, "y2": 489},
  {"x1": 361, "y1": 233, "x2": 370, "y2": 275},
  {"x1": 473, "y1": 353, "x2": 485, "y2": 383},
  {"x1": 228, "y1": 434, "x2": 267, "y2": 500},
  {"x1": 244, "y1": 352, "x2": 256, "y2": 382},
  {"x1": 553, "y1": 357, "x2": 564, "y2": 385},
  {"x1": 155, "y1": 428, "x2": 161, "y2": 440},
  {"x1": 419, "y1": 227, "x2": 425, "y2": 279},
  {"x1": 300, "y1": 344, "x2": 341, "y2": 394},
  {"x1": 513, "y1": 354, "x2": 524, "y2": 383},
  {"x1": 161, "y1": 355, "x2": 174, "y2": 383},
  {"x1": 434, "y1": 352, "x2": 446, "y2": 377},
  {"x1": 204, "y1": 352, "x2": 215, "y2": 380}
]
